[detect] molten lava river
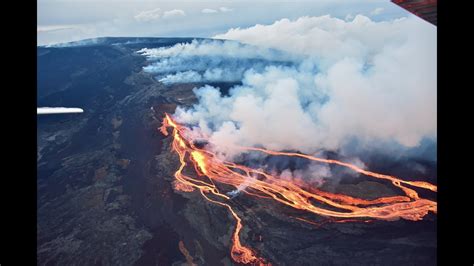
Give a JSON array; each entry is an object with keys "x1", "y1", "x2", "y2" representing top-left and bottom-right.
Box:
[{"x1": 160, "y1": 113, "x2": 437, "y2": 265}]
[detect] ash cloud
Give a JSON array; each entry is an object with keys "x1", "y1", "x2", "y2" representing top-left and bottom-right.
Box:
[{"x1": 143, "y1": 15, "x2": 436, "y2": 164}]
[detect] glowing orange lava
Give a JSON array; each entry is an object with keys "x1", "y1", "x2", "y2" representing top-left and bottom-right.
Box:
[{"x1": 160, "y1": 113, "x2": 437, "y2": 265}]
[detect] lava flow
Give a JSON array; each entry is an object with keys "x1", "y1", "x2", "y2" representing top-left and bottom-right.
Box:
[{"x1": 160, "y1": 113, "x2": 437, "y2": 265}]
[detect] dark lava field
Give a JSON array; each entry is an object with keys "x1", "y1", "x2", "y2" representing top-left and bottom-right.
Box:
[{"x1": 37, "y1": 37, "x2": 436, "y2": 266}]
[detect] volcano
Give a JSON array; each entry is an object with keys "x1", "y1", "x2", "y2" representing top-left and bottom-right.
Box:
[{"x1": 37, "y1": 37, "x2": 437, "y2": 265}]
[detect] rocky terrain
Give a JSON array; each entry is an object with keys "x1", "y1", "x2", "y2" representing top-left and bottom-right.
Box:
[{"x1": 37, "y1": 37, "x2": 436, "y2": 266}]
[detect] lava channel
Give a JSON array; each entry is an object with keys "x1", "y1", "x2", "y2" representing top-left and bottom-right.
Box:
[{"x1": 160, "y1": 113, "x2": 437, "y2": 265}]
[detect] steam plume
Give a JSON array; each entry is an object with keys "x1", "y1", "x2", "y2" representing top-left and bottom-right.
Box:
[{"x1": 143, "y1": 15, "x2": 436, "y2": 160}]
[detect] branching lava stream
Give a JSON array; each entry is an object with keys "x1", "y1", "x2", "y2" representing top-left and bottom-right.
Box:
[{"x1": 160, "y1": 113, "x2": 437, "y2": 265}]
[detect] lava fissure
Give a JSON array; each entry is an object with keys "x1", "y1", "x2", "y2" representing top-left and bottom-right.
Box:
[{"x1": 160, "y1": 113, "x2": 437, "y2": 265}]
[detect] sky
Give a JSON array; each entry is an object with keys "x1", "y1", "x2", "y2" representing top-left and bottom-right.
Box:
[{"x1": 37, "y1": 0, "x2": 414, "y2": 45}]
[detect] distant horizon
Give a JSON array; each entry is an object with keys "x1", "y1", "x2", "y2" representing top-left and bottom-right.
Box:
[
  {"x1": 38, "y1": 0, "x2": 409, "y2": 45},
  {"x1": 37, "y1": 36, "x2": 207, "y2": 47}
]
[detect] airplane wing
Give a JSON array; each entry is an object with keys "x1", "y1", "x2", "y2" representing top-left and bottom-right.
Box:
[
  {"x1": 392, "y1": 0, "x2": 437, "y2": 26},
  {"x1": 37, "y1": 107, "x2": 84, "y2": 115}
]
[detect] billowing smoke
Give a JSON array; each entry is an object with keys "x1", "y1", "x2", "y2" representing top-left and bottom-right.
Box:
[
  {"x1": 138, "y1": 40, "x2": 296, "y2": 84},
  {"x1": 143, "y1": 15, "x2": 436, "y2": 167}
]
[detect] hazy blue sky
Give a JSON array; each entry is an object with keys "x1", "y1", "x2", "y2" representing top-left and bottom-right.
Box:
[{"x1": 38, "y1": 0, "x2": 410, "y2": 45}]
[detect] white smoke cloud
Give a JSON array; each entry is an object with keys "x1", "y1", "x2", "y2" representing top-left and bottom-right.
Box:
[
  {"x1": 138, "y1": 39, "x2": 296, "y2": 85},
  {"x1": 159, "y1": 71, "x2": 203, "y2": 84},
  {"x1": 278, "y1": 162, "x2": 332, "y2": 187},
  {"x1": 214, "y1": 15, "x2": 435, "y2": 68},
  {"x1": 138, "y1": 39, "x2": 294, "y2": 61},
  {"x1": 145, "y1": 15, "x2": 436, "y2": 159},
  {"x1": 158, "y1": 68, "x2": 251, "y2": 84}
]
